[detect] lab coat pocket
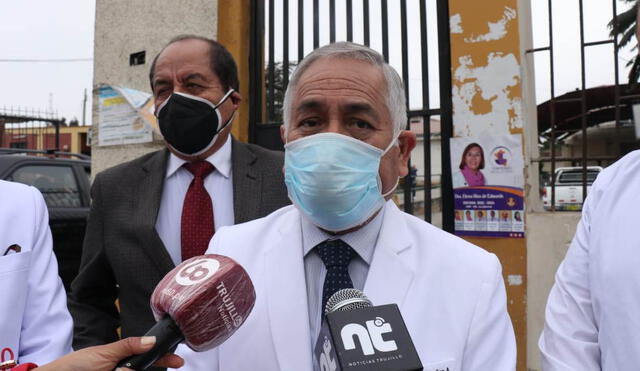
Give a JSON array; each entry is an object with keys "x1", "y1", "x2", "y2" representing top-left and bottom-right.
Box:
[
  {"x1": 423, "y1": 358, "x2": 456, "y2": 371},
  {"x1": 0, "y1": 251, "x2": 32, "y2": 361},
  {"x1": 0, "y1": 250, "x2": 31, "y2": 273}
]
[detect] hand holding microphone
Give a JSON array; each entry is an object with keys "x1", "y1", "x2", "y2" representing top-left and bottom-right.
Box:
[
  {"x1": 30, "y1": 336, "x2": 184, "y2": 371},
  {"x1": 117, "y1": 254, "x2": 256, "y2": 370}
]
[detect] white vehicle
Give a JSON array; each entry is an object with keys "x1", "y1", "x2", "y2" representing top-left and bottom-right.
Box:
[{"x1": 542, "y1": 166, "x2": 603, "y2": 211}]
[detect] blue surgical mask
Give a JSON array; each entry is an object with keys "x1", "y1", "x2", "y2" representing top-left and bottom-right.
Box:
[{"x1": 284, "y1": 132, "x2": 399, "y2": 232}]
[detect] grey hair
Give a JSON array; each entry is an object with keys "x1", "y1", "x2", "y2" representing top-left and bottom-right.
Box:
[{"x1": 282, "y1": 42, "x2": 407, "y2": 141}]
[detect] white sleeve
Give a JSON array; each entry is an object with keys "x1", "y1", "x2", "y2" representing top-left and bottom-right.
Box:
[
  {"x1": 18, "y1": 187, "x2": 73, "y2": 364},
  {"x1": 539, "y1": 183, "x2": 600, "y2": 370},
  {"x1": 462, "y1": 255, "x2": 517, "y2": 370}
]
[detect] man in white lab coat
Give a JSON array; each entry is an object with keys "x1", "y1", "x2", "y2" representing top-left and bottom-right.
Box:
[
  {"x1": 175, "y1": 42, "x2": 516, "y2": 371},
  {"x1": 0, "y1": 180, "x2": 72, "y2": 365},
  {"x1": 539, "y1": 151, "x2": 640, "y2": 370}
]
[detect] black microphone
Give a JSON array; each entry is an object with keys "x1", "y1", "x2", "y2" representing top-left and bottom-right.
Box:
[{"x1": 314, "y1": 289, "x2": 422, "y2": 371}]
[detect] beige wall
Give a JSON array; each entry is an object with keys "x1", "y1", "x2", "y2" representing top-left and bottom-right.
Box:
[
  {"x1": 525, "y1": 212, "x2": 580, "y2": 371},
  {"x1": 91, "y1": 0, "x2": 218, "y2": 175}
]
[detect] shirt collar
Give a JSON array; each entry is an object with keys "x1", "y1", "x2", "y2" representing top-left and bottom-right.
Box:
[
  {"x1": 301, "y1": 203, "x2": 386, "y2": 265},
  {"x1": 166, "y1": 135, "x2": 233, "y2": 179}
]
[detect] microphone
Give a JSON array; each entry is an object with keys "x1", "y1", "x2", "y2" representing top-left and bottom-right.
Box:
[
  {"x1": 116, "y1": 254, "x2": 256, "y2": 370},
  {"x1": 314, "y1": 289, "x2": 422, "y2": 371}
]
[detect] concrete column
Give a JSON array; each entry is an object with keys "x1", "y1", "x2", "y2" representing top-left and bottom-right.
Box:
[
  {"x1": 91, "y1": 0, "x2": 218, "y2": 175},
  {"x1": 447, "y1": 1, "x2": 529, "y2": 369},
  {"x1": 217, "y1": 0, "x2": 252, "y2": 143},
  {"x1": 516, "y1": 2, "x2": 582, "y2": 370}
]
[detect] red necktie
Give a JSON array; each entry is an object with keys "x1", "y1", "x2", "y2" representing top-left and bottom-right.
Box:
[{"x1": 181, "y1": 161, "x2": 215, "y2": 261}]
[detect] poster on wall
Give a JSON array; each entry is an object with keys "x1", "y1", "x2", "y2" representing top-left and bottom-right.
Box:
[
  {"x1": 97, "y1": 84, "x2": 156, "y2": 146},
  {"x1": 450, "y1": 134, "x2": 525, "y2": 238}
]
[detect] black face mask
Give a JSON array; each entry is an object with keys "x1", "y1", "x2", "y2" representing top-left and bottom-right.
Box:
[{"x1": 156, "y1": 90, "x2": 235, "y2": 156}]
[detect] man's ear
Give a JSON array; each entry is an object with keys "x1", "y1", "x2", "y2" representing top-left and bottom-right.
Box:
[
  {"x1": 230, "y1": 91, "x2": 242, "y2": 108},
  {"x1": 396, "y1": 130, "x2": 417, "y2": 177}
]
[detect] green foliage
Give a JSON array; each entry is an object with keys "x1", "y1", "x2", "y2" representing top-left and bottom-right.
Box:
[
  {"x1": 265, "y1": 61, "x2": 297, "y2": 123},
  {"x1": 608, "y1": 1, "x2": 640, "y2": 83}
]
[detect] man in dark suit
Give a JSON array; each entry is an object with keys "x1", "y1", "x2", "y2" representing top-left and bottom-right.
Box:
[{"x1": 68, "y1": 35, "x2": 290, "y2": 355}]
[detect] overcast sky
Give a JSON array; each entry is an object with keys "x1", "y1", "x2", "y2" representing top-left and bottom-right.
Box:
[
  {"x1": 531, "y1": 0, "x2": 635, "y2": 103},
  {"x1": 0, "y1": 0, "x2": 634, "y2": 125},
  {"x1": 0, "y1": 0, "x2": 95, "y2": 125}
]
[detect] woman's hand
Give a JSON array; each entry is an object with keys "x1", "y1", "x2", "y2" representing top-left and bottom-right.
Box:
[{"x1": 36, "y1": 336, "x2": 184, "y2": 371}]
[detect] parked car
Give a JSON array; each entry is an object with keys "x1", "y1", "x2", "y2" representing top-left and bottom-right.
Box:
[
  {"x1": 0, "y1": 149, "x2": 91, "y2": 291},
  {"x1": 542, "y1": 166, "x2": 603, "y2": 211}
]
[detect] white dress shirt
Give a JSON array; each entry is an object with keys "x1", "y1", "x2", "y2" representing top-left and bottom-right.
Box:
[
  {"x1": 540, "y1": 150, "x2": 640, "y2": 370},
  {"x1": 301, "y1": 206, "x2": 384, "y2": 351},
  {"x1": 156, "y1": 136, "x2": 234, "y2": 265}
]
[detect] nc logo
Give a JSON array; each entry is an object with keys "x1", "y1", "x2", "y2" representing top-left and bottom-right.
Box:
[
  {"x1": 340, "y1": 317, "x2": 398, "y2": 356},
  {"x1": 319, "y1": 337, "x2": 337, "y2": 371}
]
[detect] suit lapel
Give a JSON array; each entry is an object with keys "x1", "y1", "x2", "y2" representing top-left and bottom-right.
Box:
[
  {"x1": 364, "y1": 202, "x2": 415, "y2": 309},
  {"x1": 231, "y1": 139, "x2": 261, "y2": 223},
  {"x1": 264, "y1": 211, "x2": 314, "y2": 371},
  {"x1": 133, "y1": 149, "x2": 175, "y2": 275}
]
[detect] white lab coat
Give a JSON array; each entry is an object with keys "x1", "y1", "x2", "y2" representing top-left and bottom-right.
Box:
[
  {"x1": 539, "y1": 150, "x2": 640, "y2": 370},
  {"x1": 175, "y1": 201, "x2": 516, "y2": 371},
  {"x1": 0, "y1": 180, "x2": 72, "y2": 365}
]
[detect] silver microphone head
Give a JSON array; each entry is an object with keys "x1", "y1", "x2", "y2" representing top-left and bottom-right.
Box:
[{"x1": 325, "y1": 288, "x2": 373, "y2": 315}]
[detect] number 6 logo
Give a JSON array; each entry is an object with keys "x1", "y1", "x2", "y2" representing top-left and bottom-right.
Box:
[{"x1": 175, "y1": 258, "x2": 220, "y2": 286}]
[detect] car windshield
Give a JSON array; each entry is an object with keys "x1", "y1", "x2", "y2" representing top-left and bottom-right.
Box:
[
  {"x1": 557, "y1": 170, "x2": 599, "y2": 185},
  {"x1": 10, "y1": 165, "x2": 82, "y2": 207}
]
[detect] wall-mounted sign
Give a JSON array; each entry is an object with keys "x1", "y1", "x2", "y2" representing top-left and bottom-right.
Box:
[
  {"x1": 97, "y1": 85, "x2": 156, "y2": 146},
  {"x1": 451, "y1": 134, "x2": 524, "y2": 238}
]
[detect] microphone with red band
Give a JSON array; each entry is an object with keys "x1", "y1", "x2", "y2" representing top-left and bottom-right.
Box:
[{"x1": 116, "y1": 254, "x2": 256, "y2": 370}]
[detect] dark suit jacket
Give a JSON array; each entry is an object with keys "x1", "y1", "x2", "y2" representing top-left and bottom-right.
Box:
[{"x1": 69, "y1": 139, "x2": 290, "y2": 352}]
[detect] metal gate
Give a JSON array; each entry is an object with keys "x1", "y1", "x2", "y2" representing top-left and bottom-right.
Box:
[
  {"x1": 528, "y1": 0, "x2": 640, "y2": 211},
  {"x1": 0, "y1": 107, "x2": 65, "y2": 151},
  {"x1": 248, "y1": 0, "x2": 455, "y2": 231}
]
